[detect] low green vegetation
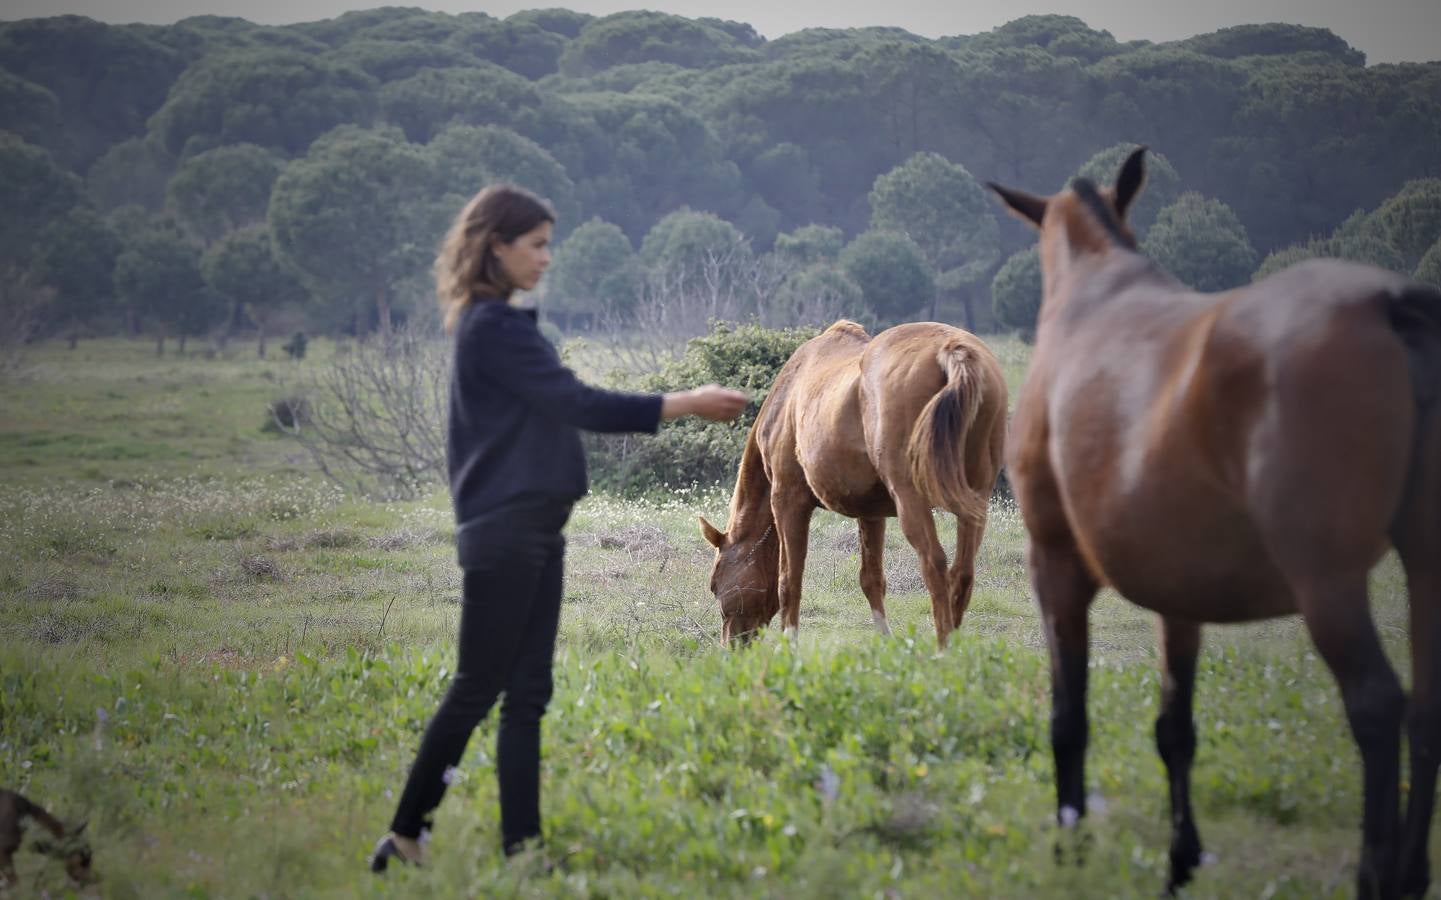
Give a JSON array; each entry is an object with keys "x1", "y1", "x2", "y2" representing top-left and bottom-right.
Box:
[{"x1": 0, "y1": 339, "x2": 1425, "y2": 898}]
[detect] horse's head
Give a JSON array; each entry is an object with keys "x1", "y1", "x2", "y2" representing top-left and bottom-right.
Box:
[
  {"x1": 988, "y1": 146, "x2": 1148, "y2": 311},
  {"x1": 34, "y1": 819, "x2": 94, "y2": 886},
  {"x1": 699, "y1": 515, "x2": 780, "y2": 645}
]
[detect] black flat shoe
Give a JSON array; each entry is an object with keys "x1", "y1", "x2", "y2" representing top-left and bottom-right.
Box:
[{"x1": 369, "y1": 836, "x2": 419, "y2": 873}]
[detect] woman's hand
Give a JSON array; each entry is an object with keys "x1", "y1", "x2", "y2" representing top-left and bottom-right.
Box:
[{"x1": 661, "y1": 385, "x2": 749, "y2": 422}]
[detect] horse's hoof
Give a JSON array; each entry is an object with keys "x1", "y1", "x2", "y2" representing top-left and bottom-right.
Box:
[
  {"x1": 872, "y1": 611, "x2": 891, "y2": 635},
  {"x1": 1052, "y1": 814, "x2": 1093, "y2": 869}
]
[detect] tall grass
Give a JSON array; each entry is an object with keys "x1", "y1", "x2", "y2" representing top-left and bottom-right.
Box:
[{"x1": 0, "y1": 337, "x2": 1424, "y2": 898}]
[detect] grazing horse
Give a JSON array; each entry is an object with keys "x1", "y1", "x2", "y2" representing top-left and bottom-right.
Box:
[
  {"x1": 699, "y1": 320, "x2": 1008, "y2": 647},
  {"x1": 989, "y1": 147, "x2": 1441, "y2": 898}
]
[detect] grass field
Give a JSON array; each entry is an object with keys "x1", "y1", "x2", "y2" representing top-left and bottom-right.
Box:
[{"x1": 0, "y1": 337, "x2": 1427, "y2": 898}]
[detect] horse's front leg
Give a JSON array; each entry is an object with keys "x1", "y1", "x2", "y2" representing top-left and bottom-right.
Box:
[
  {"x1": 772, "y1": 490, "x2": 816, "y2": 640},
  {"x1": 1156, "y1": 616, "x2": 1205, "y2": 893},
  {"x1": 1030, "y1": 537, "x2": 1098, "y2": 837},
  {"x1": 858, "y1": 518, "x2": 890, "y2": 635}
]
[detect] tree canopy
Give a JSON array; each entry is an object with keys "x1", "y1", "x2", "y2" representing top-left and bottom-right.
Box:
[
  {"x1": 545, "y1": 216, "x2": 638, "y2": 322},
  {"x1": 268, "y1": 128, "x2": 440, "y2": 332},
  {"x1": 991, "y1": 246, "x2": 1042, "y2": 340},
  {"x1": 149, "y1": 49, "x2": 377, "y2": 157},
  {"x1": 166, "y1": 143, "x2": 283, "y2": 243},
  {"x1": 839, "y1": 230, "x2": 936, "y2": 324},
  {"x1": 0, "y1": 133, "x2": 81, "y2": 265},
  {"x1": 3, "y1": 7, "x2": 1438, "y2": 344},
  {"x1": 1143, "y1": 192, "x2": 1258, "y2": 292}
]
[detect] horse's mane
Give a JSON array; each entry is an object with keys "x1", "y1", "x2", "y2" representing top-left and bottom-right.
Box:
[
  {"x1": 1071, "y1": 178, "x2": 1138, "y2": 250},
  {"x1": 824, "y1": 320, "x2": 871, "y2": 340}
]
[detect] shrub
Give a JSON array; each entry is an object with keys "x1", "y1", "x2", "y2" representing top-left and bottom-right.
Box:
[
  {"x1": 264, "y1": 394, "x2": 310, "y2": 432},
  {"x1": 282, "y1": 331, "x2": 308, "y2": 360},
  {"x1": 279, "y1": 325, "x2": 448, "y2": 499},
  {"x1": 586, "y1": 321, "x2": 818, "y2": 494}
]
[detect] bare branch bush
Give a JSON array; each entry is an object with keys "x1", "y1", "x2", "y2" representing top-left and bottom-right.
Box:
[
  {"x1": 0, "y1": 265, "x2": 53, "y2": 377},
  {"x1": 596, "y1": 242, "x2": 789, "y2": 377},
  {"x1": 279, "y1": 324, "x2": 450, "y2": 499},
  {"x1": 760, "y1": 270, "x2": 865, "y2": 331}
]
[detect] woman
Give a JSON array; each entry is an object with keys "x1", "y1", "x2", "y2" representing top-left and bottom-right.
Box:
[{"x1": 370, "y1": 185, "x2": 747, "y2": 871}]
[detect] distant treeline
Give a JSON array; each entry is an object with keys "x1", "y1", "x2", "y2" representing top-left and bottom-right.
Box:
[{"x1": 2, "y1": 9, "x2": 1439, "y2": 352}]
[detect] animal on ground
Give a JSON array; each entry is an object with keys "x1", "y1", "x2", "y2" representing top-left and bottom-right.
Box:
[
  {"x1": 700, "y1": 320, "x2": 1008, "y2": 647},
  {"x1": 0, "y1": 788, "x2": 93, "y2": 890},
  {"x1": 989, "y1": 146, "x2": 1441, "y2": 899}
]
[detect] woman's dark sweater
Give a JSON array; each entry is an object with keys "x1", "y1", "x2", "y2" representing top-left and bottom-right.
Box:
[{"x1": 447, "y1": 299, "x2": 663, "y2": 529}]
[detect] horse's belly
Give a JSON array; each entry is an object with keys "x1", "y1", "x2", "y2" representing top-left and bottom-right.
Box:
[
  {"x1": 1080, "y1": 495, "x2": 1297, "y2": 623},
  {"x1": 804, "y1": 466, "x2": 895, "y2": 519},
  {"x1": 794, "y1": 391, "x2": 893, "y2": 517}
]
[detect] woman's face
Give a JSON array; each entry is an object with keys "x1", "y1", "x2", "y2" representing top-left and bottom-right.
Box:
[{"x1": 493, "y1": 221, "x2": 553, "y2": 293}]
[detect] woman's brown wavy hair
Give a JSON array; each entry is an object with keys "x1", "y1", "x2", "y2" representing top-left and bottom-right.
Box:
[{"x1": 435, "y1": 184, "x2": 555, "y2": 333}]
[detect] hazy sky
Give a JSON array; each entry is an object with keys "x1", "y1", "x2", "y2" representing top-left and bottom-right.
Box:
[{"x1": 1, "y1": 0, "x2": 1437, "y2": 64}]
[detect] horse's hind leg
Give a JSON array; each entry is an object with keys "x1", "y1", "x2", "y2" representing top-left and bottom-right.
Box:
[
  {"x1": 858, "y1": 518, "x2": 890, "y2": 635},
  {"x1": 1030, "y1": 537, "x2": 1098, "y2": 832},
  {"x1": 1156, "y1": 617, "x2": 1205, "y2": 893},
  {"x1": 1296, "y1": 576, "x2": 1405, "y2": 900},
  {"x1": 948, "y1": 507, "x2": 987, "y2": 634},
  {"x1": 1391, "y1": 446, "x2": 1441, "y2": 898},
  {"x1": 0, "y1": 849, "x2": 15, "y2": 892},
  {"x1": 892, "y1": 490, "x2": 954, "y2": 646},
  {"x1": 1398, "y1": 562, "x2": 1441, "y2": 899}
]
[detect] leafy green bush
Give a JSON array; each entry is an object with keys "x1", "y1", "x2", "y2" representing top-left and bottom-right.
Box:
[{"x1": 587, "y1": 321, "x2": 817, "y2": 494}]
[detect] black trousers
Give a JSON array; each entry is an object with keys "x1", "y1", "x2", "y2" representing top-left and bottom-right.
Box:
[{"x1": 389, "y1": 499, "x2": 570, "y2": 853}]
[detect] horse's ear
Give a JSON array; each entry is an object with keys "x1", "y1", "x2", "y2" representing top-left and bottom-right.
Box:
[
  {"x1": 699, "y1": 516, "x2": 725, "y2": 548},
  {"x1": 1113, "y1": 145, "x2": 1148, "y2": 220},
  {"x1": 987, "y1": 183, "x2": 1047, "y2": 228}
]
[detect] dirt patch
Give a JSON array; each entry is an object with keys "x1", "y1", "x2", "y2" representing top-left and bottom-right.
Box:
[
  {"x1": 29, "y1": 616, "x2": 88, "y2": 644},
  {"x1": 187, "y1": 646, "x2": 254, "y2": 669},
  {"x1": 596, "y1": 525, "x2": 673, "y2": 560},
  {"x1": 883, "y1": 555, "x2": 924, "y2": 594},
  {"x1": 21, "y1": 575, "x2": 82, "y2": 602},
  {"x1": 239, "y1": 554, "x2": 284, "y2": 582},
  {"x1": 369, "y1": 527, "x2": 446, "y2": 551},
  {"x1": 302, "y1": 528, "x2": 362, "y2": 549},
  {"x1": 873, "y1": 792, "x2": 940, "y2": 846}
]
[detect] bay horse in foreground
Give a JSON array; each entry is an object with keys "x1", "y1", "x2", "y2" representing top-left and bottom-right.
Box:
[
  {"x1": 990, "y1": 147, "x2": 1441, "y2": 898},
  {"x1": 700, "y1": 320, "x2": 1008, "y2": 647}
]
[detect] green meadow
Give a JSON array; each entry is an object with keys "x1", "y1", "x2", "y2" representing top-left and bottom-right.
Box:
[{"x1": 0, "y1": 338, "x2": 1425, "y2": 898}]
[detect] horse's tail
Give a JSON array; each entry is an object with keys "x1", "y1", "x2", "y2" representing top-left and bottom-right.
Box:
[
  {"x1": 1387, "y1": 283, "x2": 1441, "y2": 543},
  {"x1": 908, "y1": 340, "x2": 989, "y2": 524},
  {"x1": 1388, "y1": 284, "x2": 1441, "y2": 409}
]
